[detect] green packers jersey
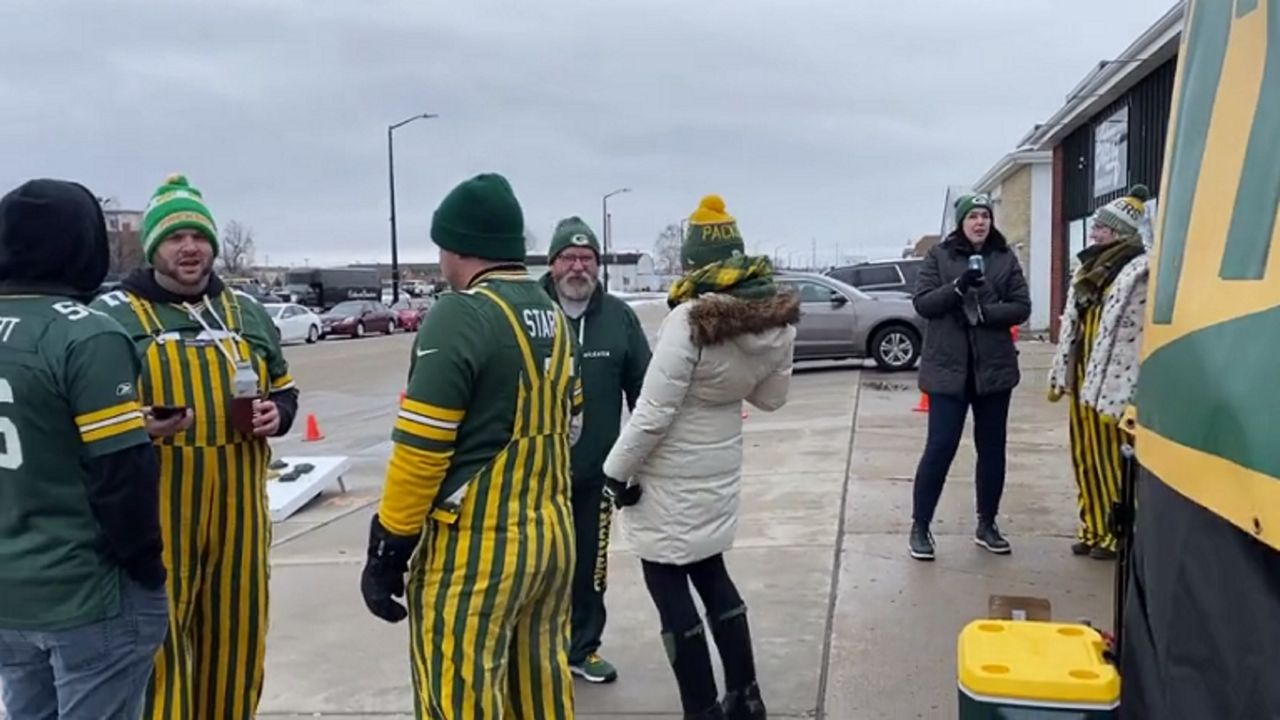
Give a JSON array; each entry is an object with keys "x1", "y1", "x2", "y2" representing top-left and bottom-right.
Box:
[
  {"x1": 378, "y1": 268, "x2": 583, "y2": 535},
  {"x1": 91, "y1": 286, "x2": 294, "y2": 447},
  {"x1": 0, "y1": 295, "x2": 152, "y2": 631}
]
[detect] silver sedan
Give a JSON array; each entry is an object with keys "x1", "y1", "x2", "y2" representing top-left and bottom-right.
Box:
[{"x1": 775, "y1": 272, "x2": 926, "y2": 371}]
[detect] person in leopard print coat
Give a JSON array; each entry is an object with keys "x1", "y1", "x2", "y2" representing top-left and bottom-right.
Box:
[{"x1": 1048, "y1": 185, "x2": 1150, "y2": 560}]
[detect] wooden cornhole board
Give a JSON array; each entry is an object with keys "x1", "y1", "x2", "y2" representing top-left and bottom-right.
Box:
[{"x1": 266, "y1": 455, "x2": 352, "y2": 522}]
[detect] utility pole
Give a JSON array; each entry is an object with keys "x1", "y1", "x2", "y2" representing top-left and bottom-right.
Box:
[
  {"x1": 387, "y1": 112, "x2": 438, "y2": 305},
  {"x1": 601, "y1": 187, "x2": 631, "y2": 291}
]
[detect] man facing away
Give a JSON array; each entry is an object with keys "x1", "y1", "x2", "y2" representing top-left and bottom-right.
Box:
[
  {"x1": 92, "y1": 173, "x2": 299, "y2": 720},
  {"x1": 360, "y1": 173, "x2": 583, "y2": 718},
  {"x1": 539, "y1": 217, "x2": 651, "y2": 684},
  {"x1": 0, "y1": 179, "x2": 169, "y2": 719}
]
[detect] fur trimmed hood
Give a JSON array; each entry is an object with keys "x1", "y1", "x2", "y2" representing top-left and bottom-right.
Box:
[{"x1": 687, "y1": 289, "x2": 800, "y2": 348}]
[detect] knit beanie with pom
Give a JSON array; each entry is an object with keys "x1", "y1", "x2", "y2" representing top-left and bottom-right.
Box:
[{"x1": 682, "y1": 194, "x2": 745, "y2": 271}]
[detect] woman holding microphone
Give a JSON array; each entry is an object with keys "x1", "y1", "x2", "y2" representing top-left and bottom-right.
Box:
[{"x1": 908, "y1": 193, "x2": 1031, "y2": 561}]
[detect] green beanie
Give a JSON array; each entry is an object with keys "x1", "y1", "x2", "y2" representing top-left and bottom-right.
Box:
[
  {"x1": 683, "y1": 194, "x2": 745, "y2": 271},
  {"x1": 954, "y1": 193, "x2": 994, "y2": 227},
  {"x1": 547, "y1": 216, "x2": 600, "y2": 261},
  {"x1": 430, "y1": 173, "x2": 525, "y2": 261},
  {"x1": 141, "y1": 173, "x2": 218, "y2": 262}
]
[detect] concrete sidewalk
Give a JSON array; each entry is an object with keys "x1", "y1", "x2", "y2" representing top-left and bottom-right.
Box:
[{"x1": 255, "y1": 341, "x2": 1114, "y2": 718}]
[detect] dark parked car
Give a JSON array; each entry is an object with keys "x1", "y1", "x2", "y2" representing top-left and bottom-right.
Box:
[
  {"x1": 775, "y1": 272, "x2": 927, "y2": 371},
  {"x1": 320, "y1": 300, "x2": 398, "y2": 339},
  {"x1": 826, "y1": 258, "x2": 923, "y2": 295}
]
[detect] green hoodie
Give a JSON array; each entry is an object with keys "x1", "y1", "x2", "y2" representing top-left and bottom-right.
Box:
[{"x1": 540, "y1": 273, "x2": 651, "y2": 485}]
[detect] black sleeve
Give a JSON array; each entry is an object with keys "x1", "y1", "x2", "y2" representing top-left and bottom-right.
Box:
[
  {"x1": 912, "y1": 249, "x2": 962, "y2": 319},
  {"x1": 270, "y1": 386, "x2": 300, "y2": 437},
  {"x1": 84, "y1": 442, "x2": 166, "y2": 589},
  {"x1": 983, "y1": 256, "x2": 1033, "y2": 328}
]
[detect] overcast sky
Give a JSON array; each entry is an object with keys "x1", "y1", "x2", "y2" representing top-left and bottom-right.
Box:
[{"x1": 1, "y1": 0, "x2": 1175, "y2": 268}]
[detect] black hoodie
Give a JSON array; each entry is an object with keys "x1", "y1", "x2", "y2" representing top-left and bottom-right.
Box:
[
  {"x1": 0, "y1": 179, "x2": 165, "y2": 589},
  {"x1": 0, "y1": 178, "x2": 109, "y2": 299}
]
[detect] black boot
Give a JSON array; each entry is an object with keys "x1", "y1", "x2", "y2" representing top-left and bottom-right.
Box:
[
  {"x1": 686, "y1": 705, "x2": 726, "y2": 720},
  {"x1": 710, "y1": 610, "x2": 767, "y2": 719},
  {"x1": 662, "y1": 624, "x2": 721, "y2": 719},
  {"x1": 909, "y1": 520, "x2": 935, "y2": 560},
  {"x1": 974, "y1": 519, "x2": 1011, "y2": 554},
  {"x1": 721, "y1": 681, "x2": 767, "y2": 719}
]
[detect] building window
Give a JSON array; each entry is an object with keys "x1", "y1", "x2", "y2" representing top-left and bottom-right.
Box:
[{"x1": 1094, "y1": 105, "x2": 1130, "y2": 198}]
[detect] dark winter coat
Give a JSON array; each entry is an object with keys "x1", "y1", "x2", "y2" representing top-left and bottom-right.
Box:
[
  {"x1": 539, "y1": 274, "x2": 651, "y2": 486},
  {"x1": 913, "y1": 229, "x2": 1031, "y2": 398}
]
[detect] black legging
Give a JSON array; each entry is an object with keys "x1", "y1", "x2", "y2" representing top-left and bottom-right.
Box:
[
  {"x1": 912, "y1": 386, "x2": 1013, "y2": 525},
  {"x1": 642, "y1": 554, "x2": 744, "y2": 633},
  {"x1": 641, "y1": 554, "x2": 753, "y2": 712}
]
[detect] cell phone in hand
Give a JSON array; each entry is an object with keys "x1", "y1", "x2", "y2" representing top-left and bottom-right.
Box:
[{"x1": 150, "y1": 405, "x2": 188, "y2": 420}]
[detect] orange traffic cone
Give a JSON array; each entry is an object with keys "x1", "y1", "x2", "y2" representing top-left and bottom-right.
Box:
[
  {"x1": 303, "y1": 413, "x2": 325, "y2": 442},
  {"x1": 912, "y1": 392, "x2": 930, "y2": 413}
]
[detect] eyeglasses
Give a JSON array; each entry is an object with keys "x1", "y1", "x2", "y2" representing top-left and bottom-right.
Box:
[{"x1": 556, "y1": 254, "x2": 597, "y2": 267}]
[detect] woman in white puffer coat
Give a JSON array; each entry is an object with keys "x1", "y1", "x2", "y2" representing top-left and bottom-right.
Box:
[{"x1": 603, "y1": 195, "x2": 799, "y2": 720}]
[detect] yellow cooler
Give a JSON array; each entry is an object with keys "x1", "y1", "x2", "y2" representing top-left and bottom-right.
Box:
[{"x1": 956, "y1": 620, "x2": 1120, "y2": 718}]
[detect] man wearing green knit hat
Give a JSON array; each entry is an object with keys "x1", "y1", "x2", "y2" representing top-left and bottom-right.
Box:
[
  {"x1": 363, "y1": 173, "x2": 582, "y2": 717},
  {"x1": 539, "y1": 215, "x2": 650, "y2": 684},
  {"x1": 92, "y1": 173, "x2": 298, "y2": 720}
]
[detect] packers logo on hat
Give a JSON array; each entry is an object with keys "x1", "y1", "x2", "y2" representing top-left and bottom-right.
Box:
[{"x1": 571, "y1": 234, "x2": 591, "y2": 246}]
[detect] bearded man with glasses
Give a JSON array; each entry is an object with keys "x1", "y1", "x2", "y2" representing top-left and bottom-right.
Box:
[{"x1": 539, "y1": 216, "x2": 651, "y2": 684}]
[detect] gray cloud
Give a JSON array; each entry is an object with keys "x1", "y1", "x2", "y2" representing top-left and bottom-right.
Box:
[{"x1": 1, "y1": 0, "x2": 1174, "y2": 267}]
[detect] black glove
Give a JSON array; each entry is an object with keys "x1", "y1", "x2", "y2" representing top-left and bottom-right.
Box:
[
  {"x1": 955, "y1": 267, "x2": 984, "y2": 293},
  {"x1": 603, "y1": 476, "x2": 642, "y2": 508},
  {"x1": 360, "y1": 514, "x2": 418, "y2": 623}
]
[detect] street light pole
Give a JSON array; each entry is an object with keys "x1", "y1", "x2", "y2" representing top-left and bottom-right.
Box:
[
  {"x1": 601, "y1": 187, "x2": 631, "y2": 291},
  {"x1": 388, "y1": 112, "x2": 438, "y2": 305}
]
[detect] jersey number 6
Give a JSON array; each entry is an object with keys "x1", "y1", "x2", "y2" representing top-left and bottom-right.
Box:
[{"x1": 0, "y1": 378, "x2": 23, "y2": 470}]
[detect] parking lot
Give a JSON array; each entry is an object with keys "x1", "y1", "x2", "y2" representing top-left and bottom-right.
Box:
[{"x1": 258, "y1": 316, "x2": 1113, "y2": 718}]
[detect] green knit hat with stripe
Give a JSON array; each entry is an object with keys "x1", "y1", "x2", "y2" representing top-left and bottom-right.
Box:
[{"x1": 141, "y1": 173, "x2": 218, "y2": 262}]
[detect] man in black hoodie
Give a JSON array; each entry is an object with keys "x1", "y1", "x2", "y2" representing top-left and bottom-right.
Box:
[
  {"x1": 0, "y1": 179, "x2": 170, "y2": 719},
  {"x1": 540, "y1": 217, "x2": 651, "y2": 684}
]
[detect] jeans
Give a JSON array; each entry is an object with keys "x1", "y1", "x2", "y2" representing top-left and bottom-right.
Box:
[
  {"x1": 911, "y1": 387, "x2": 1013, "y2": 526},
  {"x1": 0, "y1": 575, "x2": 169, "y2": 720}
]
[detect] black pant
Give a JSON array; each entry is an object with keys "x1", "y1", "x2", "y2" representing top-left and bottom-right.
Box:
[
  {"x1": 570, "y1": 478, "x2": 612, "y2": 664},
  {"x1": 912, "y1": 387, "x2": 1013, "y2": 525},
  {"x1": 642, "y1": 554, "x2": 745, "y2": 636},
  {"x1": 642, "y1": 554, "x2": 755, "y2": 713}
]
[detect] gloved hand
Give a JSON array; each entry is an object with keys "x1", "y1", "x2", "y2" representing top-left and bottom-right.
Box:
[
  {"x1": 603, "y1": 476, "x2": 642, "y2": 509},
  {"x1": 1047, "y1": 387, "x2": 1064, "y2": 403},
  {"x1": 360, "y1": 514, "x2": 419, "y2": 623},
  {"x1": 955, "y1": 267, "x2": 985, "y2": 293}
]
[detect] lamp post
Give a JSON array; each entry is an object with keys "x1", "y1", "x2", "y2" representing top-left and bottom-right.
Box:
[
  {"x1": 601, "y1": 187, "x2": 631, "y2": 291},
  {"x1": 388, "y1": 112, "x2": 438, "y2": 304}
]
